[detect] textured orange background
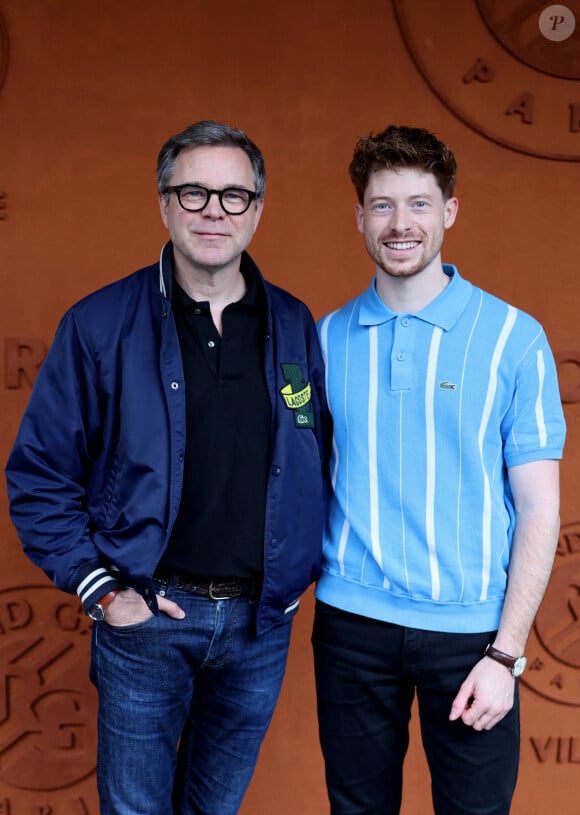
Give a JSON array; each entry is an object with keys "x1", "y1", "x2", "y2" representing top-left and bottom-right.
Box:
[{"x1": 1, "y1": 1, "x2": 579, "y2": 813}]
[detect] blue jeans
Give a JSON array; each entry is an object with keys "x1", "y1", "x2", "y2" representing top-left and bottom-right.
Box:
[
  {"x1": 312, "y1": 601, "x2": 520, "y2": 815},
  {"x1": 90, "y1": 580, "x2": 292, "y2": 815}
]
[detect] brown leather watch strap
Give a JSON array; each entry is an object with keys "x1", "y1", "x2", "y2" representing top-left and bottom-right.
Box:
[
  {"x1": 484, "y1": 644, "x2": 516, "y2": 669},
  {"x1": 99, "y1": 589, "x2": 121, "y2": 611},
  {"x1": 484, "y1": 644, "x2": 527, "y2": 677}
]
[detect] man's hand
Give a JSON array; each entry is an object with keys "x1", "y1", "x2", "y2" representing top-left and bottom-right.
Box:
[
  {"x1": 104, "y1": 587, "x2": 185, "y2": 626},
  {"x1": 449, "y1": 657, "x2": 515, "y2": 731}
]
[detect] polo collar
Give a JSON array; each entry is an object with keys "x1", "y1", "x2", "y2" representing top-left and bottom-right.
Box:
[
  {"x1": 359, "y1": 265, "x2": 473, "y2": 330},
  {"x1": 158, "y1": 241, "x2": 264, "y2": 314}
]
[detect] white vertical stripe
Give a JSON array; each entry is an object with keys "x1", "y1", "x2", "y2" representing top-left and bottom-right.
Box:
[
  {"x1": 339, "y1": 310, "x2": 351, "y2": 576},
  {"x1": 325, "y1": 306, "x2": 357, "y2": 577},
  {"x1": 338, "y1": 517, "x2": 350, "y2": 577},
  {"x1": 478, "y1": 306, "x2": 517, "y2": 600},
  {"x1": 368, "y1": 326, "x2": 384, "y2": 574},
  {"x1": 535, "y1": 350, "x2": 547, "y2": 447},
  {"x1": 319, "y1": 315, "x2": 340, "y2": 489},
  {"x1": 456, "y1": 292, "x2": 483, "y2": 600},
  {"x1": 319, "y1": 315, "x2": 330, "y2": 380},
  {"x1": 425, "y1": 327, "x2": 442, "y2": 600},
  {"x1": 399, "y1": 391, "x2": 408, "y2": 591}
]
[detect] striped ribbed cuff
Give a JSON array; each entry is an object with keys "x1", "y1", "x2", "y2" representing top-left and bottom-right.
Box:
[{"x1": 77, "y1": 567, "x2": 123, "y2": 614}]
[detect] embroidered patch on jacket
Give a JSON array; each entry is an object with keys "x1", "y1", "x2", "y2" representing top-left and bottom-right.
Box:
[
  {"x1": 439, "y1": 381, "x2": 457, "y2": 390},
  {"x1": 280, "y1": 363, "x2": 314, "y2": 428}
]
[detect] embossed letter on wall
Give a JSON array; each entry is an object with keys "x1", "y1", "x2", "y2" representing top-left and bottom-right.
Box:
[
  {"x1": 0, "y1": 586, "x2": 97, "y2": 812},
  {"x1": 393, "y1": 0, "x2": 580, "y2": 161}
]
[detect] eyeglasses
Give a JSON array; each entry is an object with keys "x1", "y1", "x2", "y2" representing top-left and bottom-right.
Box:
[{"x1": 164, "y1": 184, "x2": 258, "y2": 215}]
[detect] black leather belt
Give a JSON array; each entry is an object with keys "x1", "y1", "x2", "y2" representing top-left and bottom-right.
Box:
[{"x1": 154, "y1": 572, "x2": 260, "y2": 600}]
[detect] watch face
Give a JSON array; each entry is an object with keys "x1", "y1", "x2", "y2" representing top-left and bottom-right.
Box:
[
  {"x1": 88, "y1": 603, "x2": 105, "y2": 621},
  {"x1": 513, "y1": 656, "x2": 527, "y2": 677}
]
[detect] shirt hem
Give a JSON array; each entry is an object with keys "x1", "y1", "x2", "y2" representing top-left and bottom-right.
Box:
[{"x1": 315, "y1": 571, "x2": 504, "y2": 634}]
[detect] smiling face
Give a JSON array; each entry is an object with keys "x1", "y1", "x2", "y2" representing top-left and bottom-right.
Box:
[
  {"x1": 356, "y1": 167, "x2": 458, "y2": 282},
  {"x1": 159, "y1": 144, "x2": 263, "y2": 279}
]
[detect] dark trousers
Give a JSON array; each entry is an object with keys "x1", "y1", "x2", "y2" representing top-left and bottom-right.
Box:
[{"x1": 312, "y1": 601, "x2": 520, "y2": 815}]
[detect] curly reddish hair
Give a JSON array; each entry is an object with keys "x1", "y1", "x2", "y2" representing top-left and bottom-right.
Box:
[{"x1": 349, "y1": 125, "x2": 457, "y2": 203}]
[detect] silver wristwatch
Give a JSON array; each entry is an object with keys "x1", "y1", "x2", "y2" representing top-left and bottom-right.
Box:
[{"x1": 87, "y1": 590, "x2": 120, "y2": 621}]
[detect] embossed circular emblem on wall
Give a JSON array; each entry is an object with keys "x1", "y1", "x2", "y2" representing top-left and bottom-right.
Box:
[
  {"x1": 0, "y1": 4, "x2": 9, "y2": 96},
  {"x1": 392, "y1": 0, "x2": 580, "y2": 161},
  {"x1": 478, "y1": 1, "x2": 578, "y2": 78},
  {"x1": 0, "y1": 585, "x2": 97, "y2": 802},
  {"x1": 521, "y1": 523, "x2": 580, "y2": 705}
]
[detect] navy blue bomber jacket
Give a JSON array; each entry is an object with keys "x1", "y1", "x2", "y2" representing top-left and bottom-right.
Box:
[{"x1": 6, "y1": 243, "x2": 329, "y2": 635}]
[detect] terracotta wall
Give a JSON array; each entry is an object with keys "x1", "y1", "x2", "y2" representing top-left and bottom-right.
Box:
[{"x1": 1, "y1": 1, "x2": 579, "y2": 813}]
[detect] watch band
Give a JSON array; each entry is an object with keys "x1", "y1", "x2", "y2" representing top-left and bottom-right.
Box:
[
  {"x1": 484, "y1": 644, "x2": 527, "y2": 676},
  {"x1": 99, "y1": 590, "x2": 120, "y2": 611}
]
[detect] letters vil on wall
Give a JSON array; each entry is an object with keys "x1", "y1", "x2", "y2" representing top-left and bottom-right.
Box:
[{"x1": 393, "y1": 0, "x2": 580, "y2": 161}]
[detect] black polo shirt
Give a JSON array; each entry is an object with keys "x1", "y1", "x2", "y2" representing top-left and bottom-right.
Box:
[{"x1": 158, "y1": 261, "x2": 271, "y2": 580}]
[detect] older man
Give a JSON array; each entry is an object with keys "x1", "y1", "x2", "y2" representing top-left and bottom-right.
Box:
[{"x1": 7, "y1": 120, "x2": 328, "y2": 815}]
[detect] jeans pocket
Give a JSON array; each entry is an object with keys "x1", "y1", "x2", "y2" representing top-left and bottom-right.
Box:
[{"x1": 104, "y1": 613, "x2": 157, "y2": 633}]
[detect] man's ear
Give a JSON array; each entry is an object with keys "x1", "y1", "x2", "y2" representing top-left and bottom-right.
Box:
[
  {"x1": 444, "y1": 196, "x2": 459, "y2": 229},
  {"x1": 158, "y1": 193, "x2": 169, "y2": 229},
  {"x1": 251, "y1": 198, "x2": 265, "y2": 235},
  {"x1": 355, "y1": 202, "x2": 365, "y2": 234}
]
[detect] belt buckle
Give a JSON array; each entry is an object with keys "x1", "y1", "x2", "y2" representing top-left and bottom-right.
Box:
[{"x1": 208, "y1": 580, "x2": 233, "y2": 600}]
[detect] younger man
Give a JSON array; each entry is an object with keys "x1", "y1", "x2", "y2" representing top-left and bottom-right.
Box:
[{"x1": 313, "y1": 125, "x2": 565, "y2": 814}]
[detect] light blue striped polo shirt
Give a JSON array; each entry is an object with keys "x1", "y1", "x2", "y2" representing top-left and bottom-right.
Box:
[{"x1": 316, "y1": 266, "x2": 566, "y2": 633}]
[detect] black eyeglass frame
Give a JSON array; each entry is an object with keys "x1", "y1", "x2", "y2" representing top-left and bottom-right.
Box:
[{"x1": 164, "y1": 184, "x2": 259, "y2": 215}]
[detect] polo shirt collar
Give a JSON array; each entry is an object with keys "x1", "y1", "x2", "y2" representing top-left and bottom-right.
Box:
[
  {"x1": 171, "y1": 250, "x2": 264, "y2": 314},
  {"x1": 359, "y1": 264, "x2": 472, "y2": 330}
]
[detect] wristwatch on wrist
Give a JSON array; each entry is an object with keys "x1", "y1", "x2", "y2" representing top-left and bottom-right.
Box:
[
  {"x1": 484, "y1": 644, "x2": 527, "y2": 677},
  {"x1": 88, "y1": 589, "x2": 120, "y2": 621}
]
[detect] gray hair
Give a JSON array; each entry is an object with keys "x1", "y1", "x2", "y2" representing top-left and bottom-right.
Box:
[{"x1": 157, "y1": 120, "x2": 266, "y2": 199}]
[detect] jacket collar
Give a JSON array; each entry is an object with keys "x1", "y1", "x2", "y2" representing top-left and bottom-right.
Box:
[
  {"x1": 157, "y1": 241, "x2": 266, "y2": 305},
  {"x1": 158, "y1": 241, "x2": 174, "y2": 299}
]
